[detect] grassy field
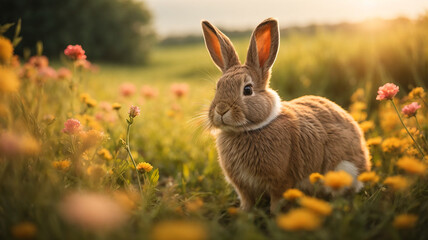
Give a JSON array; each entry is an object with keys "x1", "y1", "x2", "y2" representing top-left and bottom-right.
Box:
[{"x1": 1, "y1": 17, "x2": 428, "y2": 240}]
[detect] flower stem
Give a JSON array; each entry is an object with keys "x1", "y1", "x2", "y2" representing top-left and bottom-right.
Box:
[
  {"x1": 125, "y1": 118, "x2": 143, "y2": 196},
  {"x1": 390, "y1": 100, "x2": 425, "y2": 157},
  {"x1": 419, "y1": 97, "x2": 428, "y2": 108},
  {"x1": 70, "y1": 63, "x2": 76, "y2": 114},
  {"x1": 414, "y1": 115, "x2": 428, "y2": 148}
]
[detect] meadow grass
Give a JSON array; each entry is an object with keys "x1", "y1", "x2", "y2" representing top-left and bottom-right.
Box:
[{"x1": 1, "y1": 19, "x2": 428, "y2": 240}]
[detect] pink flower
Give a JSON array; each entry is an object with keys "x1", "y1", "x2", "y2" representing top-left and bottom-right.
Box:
[
  {"x1": 0, "y1": 132, "x2": 40, "y2": 157},
  {"x1": 128, "y1": 105, "x2": 140, "y2": 118},
  {"x1": 98, "y1": 101, "x2": 112, "y2": 112},
  {"x1": 171, "y1": 83, "x2": 189, "y2": 98},
  {"x1": 402, "y1": 102, "x2": 421, "y2": 117},
  {"x1": 64, "y1": 45, "x2": 87, "y2": 60},
  {"x1": 376, "y1": 83, "x2": 399, "y2": 101},
  {"x1": 57, "y1": 68, "x2": 72, "y2": 80},
  {"x1": 120, "y1": 83, "x2": 136, "y2": 97},
  {"x1": 75, "y1": 59, "x2": 92, "y2": 70},
  {"x1": 58, "y1": 192, "x2": 128, "y2": 232},
  {"x1": 62, "y1": 119, "x2": 81, "y2": 135},
  {"x1": 28, "y1": 56, "x2": 49, "y2": 69},
  {"x1": 141, "y1": 85, "x2": 158, "y2": 99},
  {"x1": 0, "y1": 132, "x2": 21, "y2": 157},
  {"x1": 37, "y1": 67, "x2": 57, "y2": 80}
]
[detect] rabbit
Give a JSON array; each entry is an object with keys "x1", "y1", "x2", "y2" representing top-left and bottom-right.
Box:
[{"x1": 201, "y1": 18, "x2": 371, "y2": 212}]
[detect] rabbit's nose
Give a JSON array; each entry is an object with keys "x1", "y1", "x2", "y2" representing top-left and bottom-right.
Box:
[{"x1": 216, "y1": 103, "x2": 230, "y2": 116}]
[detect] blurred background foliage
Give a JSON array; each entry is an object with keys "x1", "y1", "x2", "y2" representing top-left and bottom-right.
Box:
[
  {"x1": 1, "y1": 3, "x2": 428, "y2": 240},
  {"x1": 163, "y1": 14, "x2": 428, "y2": 108},
  {"x1": 0, "y1": 0, "x2": 155, "y2": 63},
  {"x1": 271, "y1": 16, "x2": 428, "y2": 108}
]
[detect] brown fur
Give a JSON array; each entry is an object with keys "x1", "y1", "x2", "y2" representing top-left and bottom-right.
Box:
[{"x1": 201, "y1": 18, "x2": 370, "y2": 212}]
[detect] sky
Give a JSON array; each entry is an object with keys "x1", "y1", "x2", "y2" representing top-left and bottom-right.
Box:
[{"x1": 143, "y1": 0, "x2": 428, "y2": 36}]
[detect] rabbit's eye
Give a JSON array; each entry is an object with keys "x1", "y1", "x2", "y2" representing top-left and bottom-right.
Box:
[
  {"x1": 243, "y1": 84, "x2": 253, "y2": 96},
  {"x1": 243, "y1": 85, "x2": 253, "y2": 96}
]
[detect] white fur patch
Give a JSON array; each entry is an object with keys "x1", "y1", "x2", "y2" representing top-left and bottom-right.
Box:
[
  {"x1": 335, "y1": 160, "x2": 363, "y2": 192},
  {"x1": 245, "y1": 89, "x2": 281, "y2": 131}
]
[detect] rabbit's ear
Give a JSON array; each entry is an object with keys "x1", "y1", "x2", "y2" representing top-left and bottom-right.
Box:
[
  {"x1": 202, "y1": 21, "x2": 240, "y2": 73},
  {"x1": 246, "y1": 18, "x2": 279, "y2": 79}
]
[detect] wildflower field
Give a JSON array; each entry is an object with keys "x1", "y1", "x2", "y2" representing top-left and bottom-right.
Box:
[{"x1": 1, "y1": 17, "x2": 428, "y2": 240}]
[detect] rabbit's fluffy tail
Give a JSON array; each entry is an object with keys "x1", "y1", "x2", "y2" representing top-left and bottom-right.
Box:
[{"x1": 335, "y1": 160, "x2": 363, "y2": 192}]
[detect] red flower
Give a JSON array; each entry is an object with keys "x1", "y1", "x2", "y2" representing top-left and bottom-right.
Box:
[
  {"x1": 402, "y1": 102, "x2": 421, "y2": 117},
  {"x1": 376, "y1": 83, "x2": 399, "y2": 101},
  {"x1": 64, "y1": 45, "x2": 87, "y2": 60}
]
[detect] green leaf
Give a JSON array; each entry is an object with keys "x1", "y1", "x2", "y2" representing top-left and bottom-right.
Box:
[
  {"x1": 0, "y1": 23, "x2": 14, "y2": 35},
  {"x1": 182, "y1": 163, "x2": 190, "y2": 180},
  {"x1": 36, "y1": 41, "x2": 43, "y2": 56},
  {"x1": 150, "y1": 168, "x2": 159, "y2": 186},
  {"x1": 14, "y1": 19, "x2": 21, "y2": 38},
  {"x1": 12, "y1": 19, "x2": 22, "y2": 47},
  {"x1": 12, "y1": 37, "x2": 22, "y2": 47}
]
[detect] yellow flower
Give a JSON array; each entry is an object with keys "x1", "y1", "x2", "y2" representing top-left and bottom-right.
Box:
[
  {"x1": 351, "y1": 111, "x2": 367, "y2": 122},
  {"x1": 393, "y1": 214, "x2": 418, "y2": 229},
  {"x1": 396, "y1": 156, "x2": 426, "y2": 175},
  {"x1": 112, "y1": 102, "x2": 121, "y2": 110},
  {"x1": 276, "y1": 208, "x2": 322, "y2": 231},
  {"x1": 227, "y1": 207, "x2": 239, "y2": 216},
  {"x1": 151, "y1": 220, "x2": 207, "y2": 240},
  {"x1": 299, "y1": 197, "x2": 332, "y2": 216},
  {"x1": 350, "y1": 88, "x2": 365, "y2": 103},
  {"x1": 0, "y1": 67, "x2": 20, "y2": 93},
  {"x1": 381, "y1": 137, "x2": 402, "y2": 153},
  {"x1": 380, "y1": 108, "x2": 400, "y2": 132},
  {"x1": 85, "y1": 98, "x2": 97, "y2": 108},
  {"x1": 136, "y1": 162, "x2": 153, "y2": 172},
  {"x1": 375, "y1": 161, "x2": 382, "y2": 167},
  {"x1": 79, "y1": 130, "x2": 104, "y2": 151},
  {"x1": 324, "y1": 171, "x2": 353, "y2": 190},
  {"x1": 0, "y1": 36, "x2": 13, "y2": 65},
  {"x1": 359, "y1": 120, "x2": 375, "y2": 133},
  {"x1": 358, "y1": 171, "x2": 379, "y2": 184},
  {"x1": 283, "y1": 188, "x2": 304, "y2": 201},
  {"x1": 403, "y1": 147, "x2": 419, "y2": 157},
  {"x1": 309, "y1": 172, "x2": 324, "y2": 184},
  {"x1": 97, "y1": 148, "x2": 113, "y2": 160},
  {"x1": 11, "y1": 221, "x2": 37, "y2": 240},
  {"x1": 366, "y1": 137, "x2": 382, "y2": 146},
  {"x1": 185, "y1": 198, "x2": 204, "y2": 212},
  {"x1": 349, "y1": 101, "x2": 367, "y2": 122},
  {"x1": 383, "y1": 176, "x2": 409, "y2": 191},
  {"x1": 80, "y1": 93, "x2": 90, "y2": 102},
  {"x1": 52, "y1": 160, "x2": 71, "y2": 171},
  {"x1": 86, "y1": 165, "x2": 106, "y2": 179},
  {"x1": 408, "y1": 87, "x2": 426, "y2": 99},
  {"x1": 400, "y1": 128, "x2": 421, "y2": 139},
  {"x1": 349, "y1": 101, "x2": 367, "y2": 112}
]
